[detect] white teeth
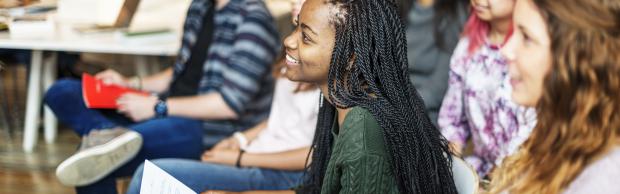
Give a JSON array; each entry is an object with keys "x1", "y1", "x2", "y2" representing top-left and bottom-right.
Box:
[{"x1": 286, "y1": 54, "x2": 298, "y2": 64}]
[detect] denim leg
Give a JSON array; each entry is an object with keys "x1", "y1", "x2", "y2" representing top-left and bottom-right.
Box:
[
  {"x1": 76, "y1": 117, "x2": 206, "y2": 194},
  {"x1": 126, "y1": 159, "x2": 304, "y2": 194},
  {"x1": 0, "y1": 49, "x2": 31, "y2": 64},
  {"x1": 44, "y1": 79, "x2": 119, "y2": 135}
]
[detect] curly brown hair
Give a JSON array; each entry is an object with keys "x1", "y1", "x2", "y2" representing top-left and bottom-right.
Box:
[{"x1": 489, "y1": 0, "x2": 620, "y2": 193}]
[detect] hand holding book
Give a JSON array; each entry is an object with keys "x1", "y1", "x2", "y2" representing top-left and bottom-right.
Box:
[
  {"x1": 116, "y1": 93, "x2": 158, "y2": 122},
  {"x1": 94, "y1": 69, "x2": 133, "y2": 88},
  {"x1": 82, "y1": 73, "x2": 149, "y2": 109}
]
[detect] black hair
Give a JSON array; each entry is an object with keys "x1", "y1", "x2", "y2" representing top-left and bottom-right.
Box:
[
  {"x1": 299, "y1": 0, "x2": 458, "y2": 193},
  {"x1": 400, "y1": 0, "x2": 470, "y2": 51}
]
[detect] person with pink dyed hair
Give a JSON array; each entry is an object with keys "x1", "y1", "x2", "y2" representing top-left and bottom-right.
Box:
[{"x1": 438, "y1": 0, "x2": 536, "y2": 179}]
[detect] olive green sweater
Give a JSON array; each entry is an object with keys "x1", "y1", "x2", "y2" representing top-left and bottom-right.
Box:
[{"x1": 319, "y1": 107, "x2": 399, "y2": 194}]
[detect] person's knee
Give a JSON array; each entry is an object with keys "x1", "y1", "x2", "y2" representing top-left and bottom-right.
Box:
[
  {"x1": 132, "y1": 162, "x2": 145, "y2": 179},
  {"x1": 127, "y1": 163, "x2": 146, "y2": 194},
  {"x1": 133, "y1": 119, "x2": 204, "y2": 158},
  {"x1": 44, "y1": 79, "x2": 81, "y2": 106}
]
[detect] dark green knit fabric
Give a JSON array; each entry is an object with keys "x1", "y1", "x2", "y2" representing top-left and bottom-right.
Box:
[{"x1": 320, "y1": 107, "x2": 399, "y2": 194}]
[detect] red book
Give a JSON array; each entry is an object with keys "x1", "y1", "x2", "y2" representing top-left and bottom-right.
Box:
[{"x1": 82, "y1": 73, "x2": 149, "y2": 109}]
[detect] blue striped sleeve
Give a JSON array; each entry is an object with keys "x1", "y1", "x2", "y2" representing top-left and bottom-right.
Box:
[{"x1": 219, "y1": 10, "x2": 280, "y2": 114}]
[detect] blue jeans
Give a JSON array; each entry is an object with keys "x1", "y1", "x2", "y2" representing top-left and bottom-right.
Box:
[
  {"x1": 126, "y1": 159, "x2": 304, "y2": 194},
  {"x1": 0, "y1": 49, "x2": 30, "y2": 64},
  {"x1": 44, "y1": 79, "x2": 231, "y2": 194}
]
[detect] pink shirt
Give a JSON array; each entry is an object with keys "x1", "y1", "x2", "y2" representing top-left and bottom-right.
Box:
[
  {"x1": 501, "y1": 146, "x2": 620, "y2": 194},
  {"x1": 563, "y1": 146, "x2": 620, "y2": 194}
]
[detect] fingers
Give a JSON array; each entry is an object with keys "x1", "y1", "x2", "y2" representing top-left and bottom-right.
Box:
[
  {"x1": 116, "y1": 95, "x2": 130, "y2": 112},
  {"x1": 118, "y1": 93, "x2": 136, "y2": 100},
  {"x1": 212, "y1": 138, "x2": 238, "y2": 151},
  {"x1": 95, "y1": 69, "x2": 116, "y2": 80},
  {"x1": 115, "y1": 104, "x2": 136, "y2": 121},
  {"x1": 116, "y1": 96, "x2": 129, "y2": 112},
  {"x1": 202, "y1": 151, "x2": 214, "y2": 158},
  {"x1": 116, "y1": 94, "x2": 139, "y2": 107},
  {"x1": 211, "y1": 143, "x2": 227, "y2": 151},
  {"x1": 95, "y1": 69, "x2": 126, "y2": 86},
  {"x1": 116, "y1": 94, "x2": 156, "y2": 122},
  {"x1": 221, "y1": 139, "x2": 233, "y2": 149},
  {"x1": 449, "y1": 143, "x2": 463, "y2": 156},
  {"x1": 228, "y1": 140, "x2": 241, "y2": 150},
  {"x1": 201, "y1": 151, "x2": 212, "y2": 162},
  {"x1": 116, "y1": 95, "x2": 137, "y2": 121}
]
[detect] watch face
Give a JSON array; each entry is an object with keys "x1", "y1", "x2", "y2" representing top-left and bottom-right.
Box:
[{"x1": 155, "y1": 101, "x2": 167, "y2": 116}]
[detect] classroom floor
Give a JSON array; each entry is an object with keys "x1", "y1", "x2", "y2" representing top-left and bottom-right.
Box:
[
  {"x1": 0, "y1": 128, "x2": 79, "y2": 194},
  {"x1": 0, "y1": 63, "x2": 78, "y2": 194}
]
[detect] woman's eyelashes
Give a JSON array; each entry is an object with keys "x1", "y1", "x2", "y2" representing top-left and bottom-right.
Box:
[
  {"x1": 522, "y1": 32, "x2": 532, "y2": 46},
  {"x1": 302, "y1": 31, "x2": 312, "y2": 44},
  {"x1": 292, "y1": 18, "x2": 311, "y2": 44}
]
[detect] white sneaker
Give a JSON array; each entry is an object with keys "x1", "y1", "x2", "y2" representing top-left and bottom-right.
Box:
[{"x1": 55, "y1": 127, "x2": 143, "y2": 186}]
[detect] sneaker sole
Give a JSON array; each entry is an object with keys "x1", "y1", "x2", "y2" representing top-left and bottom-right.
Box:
[{"x1": 55, "y1": 131, "x2": 143, "y2": 186}]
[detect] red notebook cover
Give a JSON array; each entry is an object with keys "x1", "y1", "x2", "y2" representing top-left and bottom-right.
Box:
[{"x1": 82, "y1": 73, "x2": 149, "y2": 109}]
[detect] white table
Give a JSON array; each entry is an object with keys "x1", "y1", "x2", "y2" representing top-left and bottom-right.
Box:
[{"x1": 0, "y1": 26, "x2": 179, "y2": 152}]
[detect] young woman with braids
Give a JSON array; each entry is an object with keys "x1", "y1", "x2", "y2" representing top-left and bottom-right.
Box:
[
  {"x1": 488, "y1": 0, "x2": 620, "y2": 193},
  {"x1": 202, "y1": 0, "x2": 458, "y2": 193}
]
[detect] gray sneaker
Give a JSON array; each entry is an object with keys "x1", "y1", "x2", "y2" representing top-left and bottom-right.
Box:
[{"x1": 55, "y1": 127, "x2": 143, "y2": 186}]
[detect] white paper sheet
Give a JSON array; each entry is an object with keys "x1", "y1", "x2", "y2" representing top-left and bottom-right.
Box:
[{"x1": 140, "y1": 160, "x2": 197, "y2": 194}]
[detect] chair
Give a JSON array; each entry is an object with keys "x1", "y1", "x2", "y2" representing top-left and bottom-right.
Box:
[{"x1": 452, "y1": 156, "x2": 479, "y2": 194}]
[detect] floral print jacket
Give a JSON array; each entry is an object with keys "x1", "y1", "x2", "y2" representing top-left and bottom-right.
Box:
[{"x1": 438, "y1": 38, "x2": 537, "y2": 177}]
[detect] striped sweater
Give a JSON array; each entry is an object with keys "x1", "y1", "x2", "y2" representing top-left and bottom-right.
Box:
[{"x1": 173, "y1": 0, "x2": 280, "y2": 145}]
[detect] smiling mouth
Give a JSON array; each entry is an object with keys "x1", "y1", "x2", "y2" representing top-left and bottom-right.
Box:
[
  {"x1": 285, "y1": 54, "x2": 299, "y2": 66},
  {"x1": 473, "y1": 4, "x2": 489, "y2": 11}
]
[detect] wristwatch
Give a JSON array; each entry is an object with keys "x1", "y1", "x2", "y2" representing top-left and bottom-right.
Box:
[{"x1": 154, "y1": 97, "x2": 168, "y2": 118}]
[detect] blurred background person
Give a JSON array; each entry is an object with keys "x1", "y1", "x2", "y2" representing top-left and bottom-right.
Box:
[
  {"x1": 43, "y1": 0, "x2": 281, "y2": 193},
  {"x1": 490, "y1": 0, "x2": 620, "y2": 193},
  {"x1": 401, "y1": 0, "x2": 469, "y2": 126},
  {"x1": 438, "y1": 0, "x2": 537, "y2": 178}
]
